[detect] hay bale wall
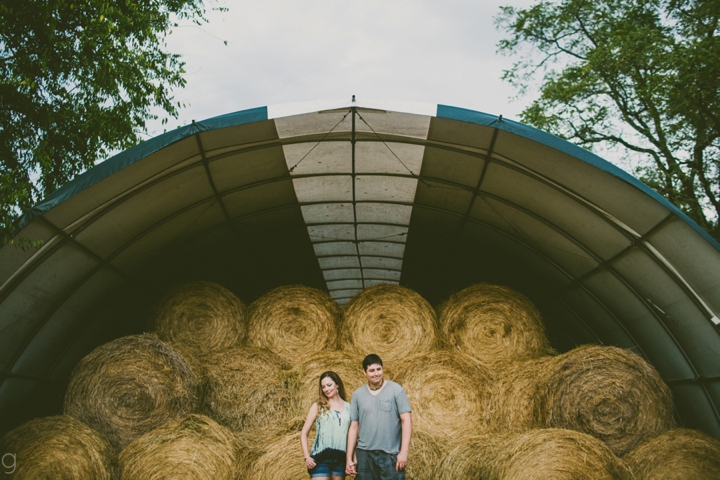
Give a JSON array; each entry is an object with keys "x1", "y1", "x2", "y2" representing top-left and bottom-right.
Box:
[
  {"x1": 623, "y1": 428, "x2": 720, "y2": 479},
  {"x1": 0, "y1": 415, "x2": 117, "y2": 479},
  {"x1": 240, "y1": 432, "x2": 314, "y2": 480},
  {"x1": 437, "y1": 429, "x2": 634, "y2": 480},
  {"x1": 118, "y1": 414, "x2": 240, "y2": 480},
  {"x1": 483, "y1": 356, "x2": 554, "y2": 433},
  {"x1": 538, "y1": 344, "x2": 676, "y2": 456},
  {"x1": 202, "y1": 346, "x2": 297, "y2": 435},
  {"x1": 153, "y1": 281, "x2": 247, "y2": 358},
  {"x1": 404, "y1": 429, "x2": 447, "y2": 480},
  {"x1": 392, "y1": 350, "x2": 493, "y2": 438},
  {"x1": 63, "y1": 334, "x2": 199, "y2": 452},
  {"x1": 247, "y1": 285, "x2": 342, "y2": 364},
  {"x1": 342, "y1": 284, "x2": 438, "y2": 362},
  {"x1": 439, "y1": 283, "x2": 554, "y2": 366},
  {"x1": 12, "y1": 281, "x2": 711, "y2": 479}
]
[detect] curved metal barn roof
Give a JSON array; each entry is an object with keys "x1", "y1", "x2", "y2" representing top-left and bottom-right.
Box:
[{"x1": 1, "y1": 99, "x2": 719, "y2": 438}]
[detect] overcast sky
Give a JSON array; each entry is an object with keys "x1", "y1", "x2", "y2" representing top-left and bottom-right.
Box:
[{"x1": 146, "y1": 0, "x2": 538, "y2": 137}]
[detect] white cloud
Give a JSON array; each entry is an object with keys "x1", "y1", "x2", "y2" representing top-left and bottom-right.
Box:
[{"x1": 146, "y1": 0, "x2": 537, "y2": 136}]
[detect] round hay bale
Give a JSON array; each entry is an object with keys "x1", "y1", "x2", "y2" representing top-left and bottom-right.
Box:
[
  {"x1": 392, "y1": 350, "x2": 493, "y2": 438},
  {"x1": 0, "y1": 415, "x2": 117, "y2": 479},
  {"x1": 293, "y1": 350, "x2": 365, "y2": 416},
  {"x1": 246, "y1": 285, "x2": 342, "y2": 364},
  {"x1": 438, "y1": 283, "x2": 554, "y2": 365},
  {"x1": 64, "y1": 334, "x2": 199, "y2": 452},
  {"x1": 405, "y1": 428, "x2": 447, "y2": 480},
  {"x1": 483, "y1": 356, "x2": 555, "y2": 432},
  {"x1": 242, "y1": 432, "x2": 310, "y2": 480},
  {"x1": 436, "y1": 429, "x2": 634, "y2": 480},
  {"x1": 538, "y1": 344, "x2": 676, "y2": 456},
  {"x1": 233, "y1": 417, "x2": 311, "y2": 478},
  {"x1": 623, "y1": 428, "x2": 720, "y2": 479},
  {"x1": 153, "y1": 281, "x2": 247, "y2": 358},
  {"x1": 118, "y1": 414, "x2": 240, "y2": 480},
  {"x1": 202, "y1": 346, "x2": 298, "y2": 434},
  {"x1": 342, "y1": 284, "x2": 438, "y2": 362}
]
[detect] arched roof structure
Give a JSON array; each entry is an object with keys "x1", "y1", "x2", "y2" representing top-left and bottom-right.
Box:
[{"x1": 1, "y1": 99, "x2": 719, "y2": 438}]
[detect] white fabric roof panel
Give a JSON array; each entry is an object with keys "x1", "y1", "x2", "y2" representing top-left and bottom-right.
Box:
[
  {"x1": 301, "y1": 203, "x2": 355, "y2": 224},
  {"x1": 283, "y1": 142, "x2": 352, "y2": 175},
  {"x1": 73, "y1": 166, "x2": 215, "y2": 257},
  {"x1": 492, "y1": 136, "x2": 673, "y2": 235},
  {"x1": 355, "y1": 142, "x2": 425, "y2": 175},
  {"x1": 0, "y1": 100, "x2": 718, "y2": 440},
  {"x1": 292, "y1": 176, "x2": 353, "y2": 202},
  {"x1": 210, "y1": 147, "x2": 291, "y2": 192},
  {"x1": 360, "y1": 257, "x2": 404, "y2": 270},
  {"x1": 481, "y1": 162, "x2": 633, "y2": 260},
  {"x1": 43, "y1": 142, "x2": 203, "y2": 232},
  {"x1": 322, "y1": 269, "x2": 362, "y2": 281},
  {"x1": 317, "y1": 256, "x2": 361, "y2": 269},
  {"x1": 646, "y1": 217, "x2": 720, "y2": 316},
  {"x1": 420, "y1": 148, "x2": 485, "y2": 188},
  {"x1": 326, "y1": 279, "x2": 364, "y2": 290},
  {"x1": 222, "y1": 180, "x2": 298, "y2": 218},
  {"x1": 414, "y1": 180, "x2": 476, "y2": 214},
  {"x1": 356, "y1": 203, "x2": 413, "y2": 225}
]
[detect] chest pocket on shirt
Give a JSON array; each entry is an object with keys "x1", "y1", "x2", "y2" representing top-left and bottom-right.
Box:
[{"x1": 380, "y1": 399, "x2": 393, "y2": 412}]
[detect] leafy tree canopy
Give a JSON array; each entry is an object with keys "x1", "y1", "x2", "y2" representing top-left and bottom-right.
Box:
[
  {"x1": 497, "y1": 0, "x2": 720, "y2": 241},
  {"x1": 0, "y1": 0, "x2": 223, "y2": 244}
]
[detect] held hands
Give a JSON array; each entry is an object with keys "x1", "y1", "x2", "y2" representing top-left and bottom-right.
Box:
[
  {"x1": 396, "y1": 451, "x2": 408, "y2": 472},
  {"x1": 345, "y1": 459, "x2": 357, "y2": 477},
  {"x1": 305, "y1": 456, "x2": 316, "y2": 469}
]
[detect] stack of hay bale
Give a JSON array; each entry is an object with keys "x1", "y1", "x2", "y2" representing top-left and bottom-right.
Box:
[{"x1": 2, "y1": 280, "x2": 720, "y2": 479}]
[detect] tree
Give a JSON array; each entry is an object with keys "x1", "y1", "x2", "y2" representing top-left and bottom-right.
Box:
[
  {"x1": 0, "y1": 0, "x2": 223, "y2": 244},
  {"x1": 497, "y1": 0, "x2": 720, "y2": 241}
]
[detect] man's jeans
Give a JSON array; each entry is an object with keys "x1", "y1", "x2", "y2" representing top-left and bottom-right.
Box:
[{"x1": 356, "y1": 449, "x2": 406, "y2": 480}]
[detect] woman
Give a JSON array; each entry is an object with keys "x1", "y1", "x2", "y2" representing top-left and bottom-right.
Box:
[{"x1": 301, "y1": 371, "x2": 351, "y2": 480}]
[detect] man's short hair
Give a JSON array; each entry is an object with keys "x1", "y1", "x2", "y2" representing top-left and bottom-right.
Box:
[{"x1": 362, "y1": 354, "x2": 383, "y2": 371}]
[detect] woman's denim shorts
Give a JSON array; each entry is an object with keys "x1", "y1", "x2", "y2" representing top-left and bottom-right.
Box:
[{"x1": 308, "y1": 457, "x2": 346, "y2": 478}]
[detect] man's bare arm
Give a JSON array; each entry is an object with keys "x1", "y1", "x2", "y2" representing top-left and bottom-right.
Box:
[{"x1": 396, "y1": 412, "x2": 412, "y2": 471}]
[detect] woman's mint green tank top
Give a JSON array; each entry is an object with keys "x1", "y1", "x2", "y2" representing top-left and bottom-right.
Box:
[{"x1": 310, "y1": 401, "x2": 351, "y2": 461}]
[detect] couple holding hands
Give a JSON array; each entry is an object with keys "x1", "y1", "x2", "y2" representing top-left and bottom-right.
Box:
[{"x1": 300, "y1": 354, "x2": 412, "y2": 480}]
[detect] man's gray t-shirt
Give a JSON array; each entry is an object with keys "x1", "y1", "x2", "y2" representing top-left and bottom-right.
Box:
[{"x1": 349, "y1": 380, "x2": 412, "y2": 454}]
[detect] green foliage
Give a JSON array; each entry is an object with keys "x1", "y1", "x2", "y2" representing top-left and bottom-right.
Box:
[
  {"x1": 0, "y1": 0, "x2": 221, "y2": 244},
  {"x1": 497, "y1": 0, "x2": 720, "y2": 241}
]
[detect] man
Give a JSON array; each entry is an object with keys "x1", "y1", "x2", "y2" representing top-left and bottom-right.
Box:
[{"x1": 345, "y1": 353, "x2": 412, "y2": 479}]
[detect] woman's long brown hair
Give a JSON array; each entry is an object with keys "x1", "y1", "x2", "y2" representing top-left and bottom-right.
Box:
[{"x1": 317, "y1": 371, "x2": 347, "y2": 415}]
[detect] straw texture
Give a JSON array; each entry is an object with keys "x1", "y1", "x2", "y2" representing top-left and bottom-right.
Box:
[
  {"x1": 202, "y1": 346, "x2": 297, "y2": 434},
  {"x1": 623, "y1": 428, "x2": 720, "y2": 479},
  {"x1": 247, "y1": 285, "x2": 342, "y2": 364},
  {"x1": 483, "y1": 356, "x2": 555, "y2": 432},
  {"x1": 153, "y1": 281, "x2": 247, "y2": 358},
  {"x1": 342, "y1": 284, "x2": 438, "y2": 362},
  {"x1": 63, "y1": 334, "x2": 199, "y2": 452},
  {"x1": 393, "y1": 350, "x2": 493, "y2": 438},
  {"x1": 439, "y1": 283, "x2": 554, "y2": 365},
  {"x1": 437, "y1": 429, "x2": 634, "y2": 480},
  {"x1": 538, "y1": 345, "x2": 676, "y2": 456},
  {"x1": 118, "y1": 414, "x2": 240, "y2": 480},
  {"x1": 0, "y1": 414, "x2": 117, "y2": 480}
]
